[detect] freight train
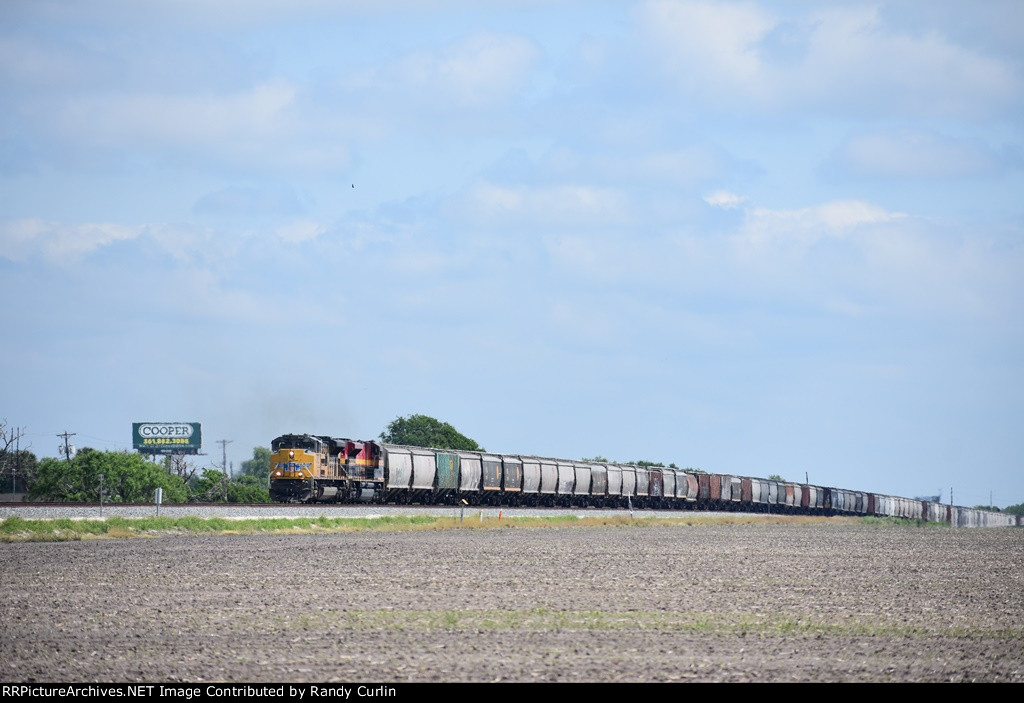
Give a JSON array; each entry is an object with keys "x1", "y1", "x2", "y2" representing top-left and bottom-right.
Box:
[{"x1": 269, "y1": 433, "x2": 1020, "y2": 528}]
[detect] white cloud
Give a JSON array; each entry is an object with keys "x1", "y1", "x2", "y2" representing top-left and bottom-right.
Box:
[
  {"x1": 804, "y1": 6, "x2": 1018, "y2": 117},
  {"x1": 20, "y1": 1, "x2": 546, "y2": 30},
  {"x1": 827, "y1": 129, "x2": 1019, "y2": 180},
  {"x1": 26, "y1": 80, "x2": 355, "y2": 174},
  {"x1": 733, "y1": 200, "x2": 906, "y2": 257},
  {"x1": 348, "y1": 32, "x2": 541, "y2": 112},
  {"x1": 460, "y1": 182, "x2": 628, "y2": 226},
  {"x1": 639, "y1": 1, "x2": 1021, "y2": 117},
  {"x1": 0, "y1": 218, "x2": 261, "y2": 268},
  {"x1": 720, "y1": 199, "x2": 1024, "y2": 321},
  {"x1": 145, "y1": 223, "x2": 218, "y2": 264},
  {"x1": 275, "y1": 219, "x2": 327, "y2": 243},
  {"x1": 552, "y1": 147, "x2": 731, "y2": 187},
  {"x1": 54, "y1": 82, "x2": 295, "y2": 147},
  {"x1": 428, "y1": 33, "x2": 540, "y2": 109},
  {"x1": 543, "y1": 233, "x2": 626, "y2": 279},
  {"x1": 640, "y1": 0, "x2": 775, "y2": 96},
  {"x1": 194, "y1": 185, "x2": 306, "y2": 218},
  {"x1": 703, "y1": 190, "x2": 746, "y2": 209},
  {"x1": 0, "y1": 218, "x2": 143, "y2": 263}
]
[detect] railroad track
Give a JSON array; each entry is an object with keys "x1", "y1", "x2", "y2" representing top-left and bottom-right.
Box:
[{"x1": 0, "y1": 501, "x2": 740, "y2": 521}]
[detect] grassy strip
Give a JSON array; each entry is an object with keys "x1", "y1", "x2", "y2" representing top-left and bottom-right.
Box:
[
  {"x1": 0, "y1": 512, "x2": 912, "y2": 542},
  {"x1": 0, "y1": 514, "x2": 441, "y2": 541},
  {"x1": 258, "y1": 608, "x2": 1021, "y2": 639},
  {"x1": 860, "y1": 516, "x2": 949, "y2": 528}
]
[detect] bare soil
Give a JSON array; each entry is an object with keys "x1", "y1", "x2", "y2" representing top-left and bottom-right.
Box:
[{"x1": 2, "y1": 522, "x2": 1022, "y2": 682}]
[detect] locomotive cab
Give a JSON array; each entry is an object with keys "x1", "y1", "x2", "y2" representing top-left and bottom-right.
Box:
[{"x1": 270, "y1": 434, "x2": 333, "y2": 502}]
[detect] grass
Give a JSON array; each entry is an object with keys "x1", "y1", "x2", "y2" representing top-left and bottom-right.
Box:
[
  {"x1": 257, "y1": 607, "x2": 1024, "y2": 639},
  {"x1": 860, "y1": 516, "x2": 949, "y2": 528},
  {"x1": 0, "y1": 512, "x2": 931, "y2": 543}
]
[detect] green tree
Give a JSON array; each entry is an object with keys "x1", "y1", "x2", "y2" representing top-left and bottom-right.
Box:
[
  {"x1": 584, "y1": 457, "x2": 678, "y2": 468},
  {"x1": 0, "y1": 421, "x2": 37, "y2": 494},
  {"x1": 29, "y1": 448, "x2": 188, "y2": 503},
  {"x1": 229, "y1": 475, "x2": 271, "y2": 503},
  {"x1": 1, "y1": 449, "x2": 37, "y2": 494},
  {"x1": 768, "y1": 474, "x2": 784, "y2": 481},
  {"x1": 1004, "y1": 503, "x2": 1024, "y2": 517},
  {"x1": 190, "y1": 470, "x2": 270, "y2": 503},
  {"x1": 191, "y1": 469, "x2": 230, "y2": 502},
  {"x1": 240, "y1": 446, "x2": 271, "y2": 483},
  {"x1": 25, "y1": 457, "x2": 77, "y2": 500},
  {"x1": 379, "y1": 414, "x2": 483, "y2": 451}
]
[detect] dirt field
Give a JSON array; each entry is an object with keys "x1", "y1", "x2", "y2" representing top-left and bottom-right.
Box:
[{"x1": 2, "y1": 521, "x2": 1022, "y2": 683}]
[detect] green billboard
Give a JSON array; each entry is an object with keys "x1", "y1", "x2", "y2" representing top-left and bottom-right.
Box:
[{"x1": 132, "y1": 422, "x2": 202, "y2": 455}]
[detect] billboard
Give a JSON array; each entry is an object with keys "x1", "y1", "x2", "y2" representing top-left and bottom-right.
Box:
[{"x1": 132, "y1": 422, "x2": 202, "y2": 455}]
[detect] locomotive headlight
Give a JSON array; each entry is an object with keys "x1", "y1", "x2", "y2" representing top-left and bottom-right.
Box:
[{"x1": 289, "y1": 450, "x2": 295, "y2": 459}]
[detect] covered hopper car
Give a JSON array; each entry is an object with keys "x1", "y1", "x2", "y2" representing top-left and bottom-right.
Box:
[{"x1": 269, "y1": 434, "x2": 1021, "y2": 528}]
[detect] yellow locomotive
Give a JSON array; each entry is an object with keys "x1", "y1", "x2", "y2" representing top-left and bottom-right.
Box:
[{"x1": 269, "y1": 434, "x2": 382, "y2": 502}]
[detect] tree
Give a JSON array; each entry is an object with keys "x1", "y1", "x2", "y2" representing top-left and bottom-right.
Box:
[
  {"x1": 190, "y1": 470, "x2": 270, "y2": 503},
  {"x1": 584, "y1": 457, "x2": 679, "y2": 468},
  {"x1": 768, "y1": 474, "x2": 784, "y2": 481},
  {"x1": 29, "y1": 448, "x2": 188, "y2": 503},
  {"x1": 0, "y1": 449, "x2": 37, "y2": 494},
  {"x1": 379, "y1": 414, "x2": 483, "y2": 451},
  {"x1": 0, "y1": 420, "x2": 24, "y2": 455},
  {"x1": 163, "y1": 453, "x2": 199, "y2": 484},
  {"x1": 240, "y1": 446, "x2": 271, "y2": 483},
  {"x1": 1005, "y1": 503, "x2": 1024, "y2": 517},
  {"x1": 0, "y1": 421, "x2": 36, "y2": 494},
  {"x1": 190, "y1": 469, "x2": 231, "y2": 502},
  {"x1": 229, "y1": 475, "x2": 271, "y2": 503}
]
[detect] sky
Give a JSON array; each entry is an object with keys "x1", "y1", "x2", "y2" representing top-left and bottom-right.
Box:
[{"x1": 2, "y1": 0, "x2": 1022, "y2": 507}]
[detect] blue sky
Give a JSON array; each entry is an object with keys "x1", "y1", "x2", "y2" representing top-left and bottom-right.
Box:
[{"x1": 2, "y1": 1, "x2": 1022, "y2": 507}]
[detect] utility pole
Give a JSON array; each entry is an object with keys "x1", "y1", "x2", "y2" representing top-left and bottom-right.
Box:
[
  {"x1": 57, "y1": 431, "x2": 76, "y2": 464},
  {"x1": 217, "y1": 439, "x2": 233, "y2": 502},
  {"x1": 217, "y1": 439, "x2": 233, "y2": 477},
  {"x1": 13, "y1": 428, "x2": 20, "y2": 495}
]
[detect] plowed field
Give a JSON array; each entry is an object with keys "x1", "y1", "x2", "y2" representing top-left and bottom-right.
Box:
[{"x1": 2, "y1": 522, "x2": 1022, "y2": 682}]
